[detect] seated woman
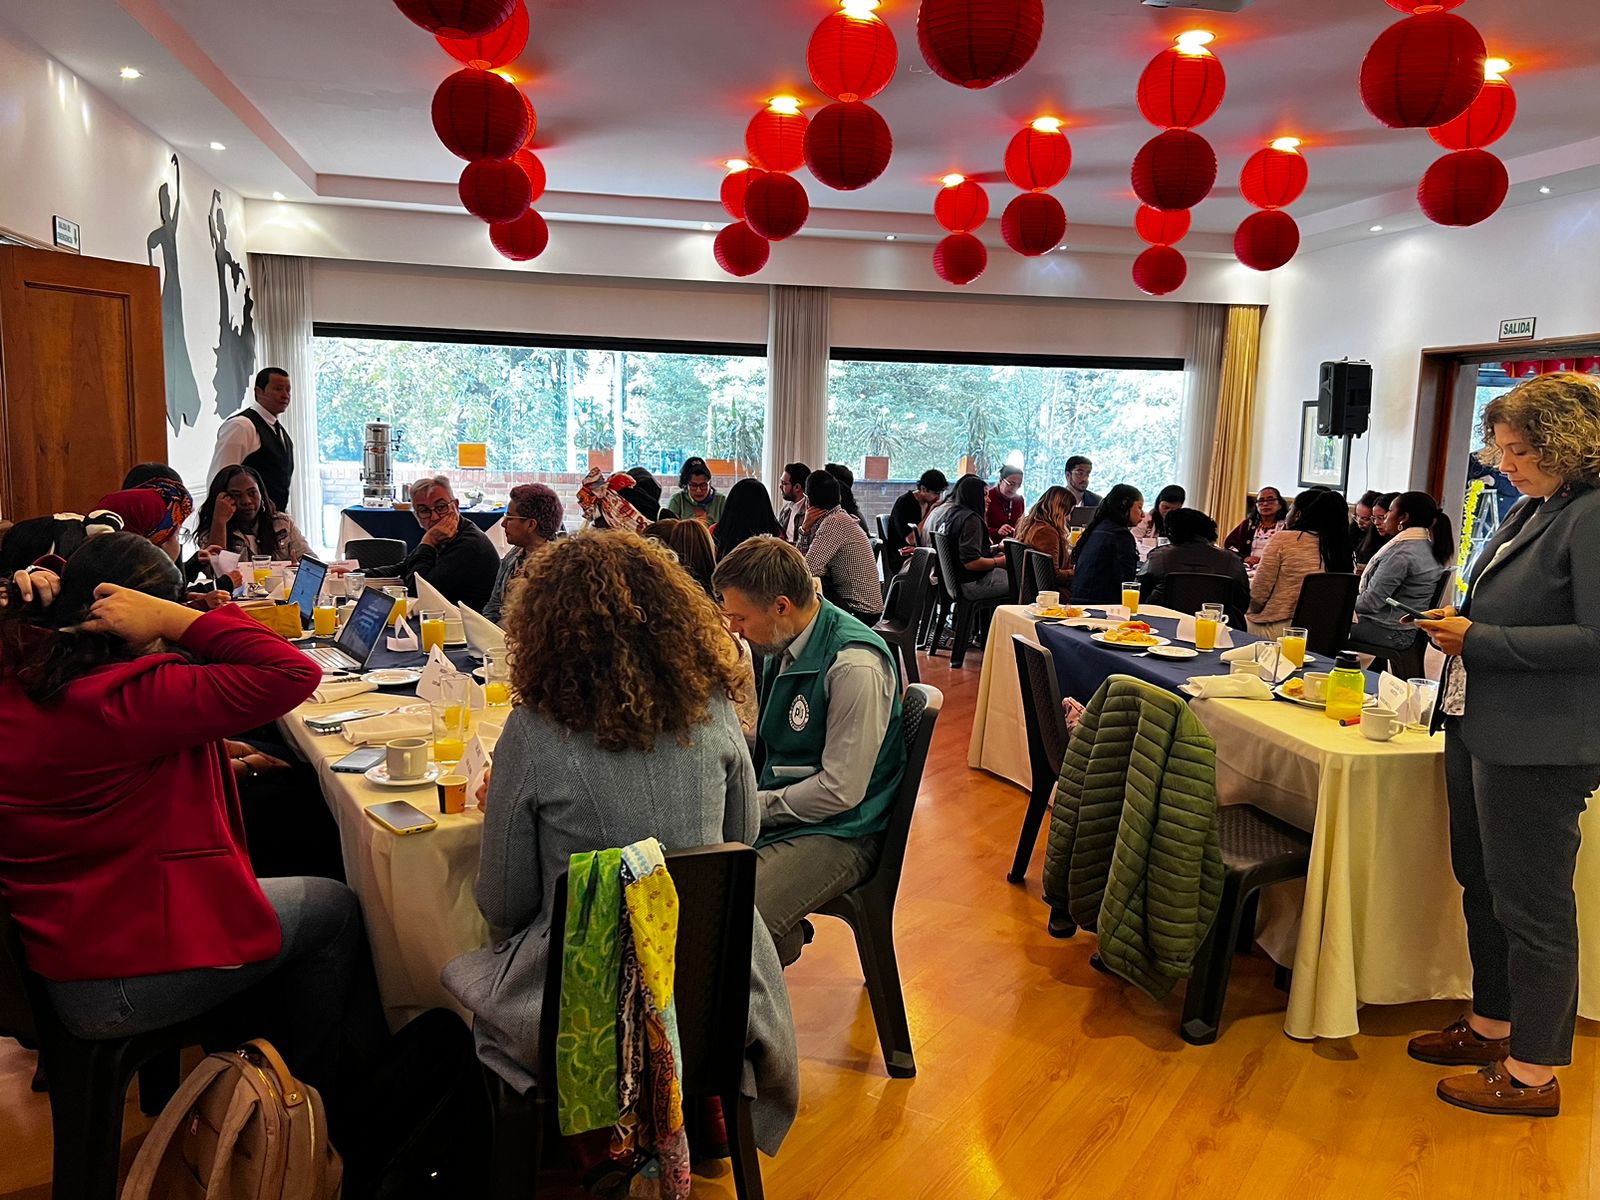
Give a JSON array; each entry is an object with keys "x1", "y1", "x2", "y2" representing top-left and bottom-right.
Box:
[
  {"x1": 195, "y1": 463, "x2": 311, "y2": 566},
  {"x1": 1247, "y1": 488, "x2": 1354, "y2": 637},
  {"x1": 1140, "y1": 508, "x2": 1251, "y2": 627},
  {"x1": 713, "y1": 477, "x2": 781, "y2": 560},
  {"x1": 1352, "y1": 490, "x2": 1453, "y2": 651},
  {"x1": 1069, "y1": 484, "x2": 1145, "y2": 604},
  {"x1": 0, "y1": 533, "x2": 382, "y2": 1097},
  {"x1": 1135, "y1": 484, "x2": 1186, "y2": 541},
  {"x1": 1014, "y1": 486, "x2": 1077, "y2": 590},
  {"x1": 985, "y1": 464, "x2": 1025, "y2": 540},
  {"x1": 96, "y1": 481, "x2": 234, "y2": 611},
  {"x1": 655, "y1": 515, "x2": 719, "y2": 597},
  {"x1": 441, "y1": 531, "x2": 797, "y2": 1155},
  {"x1": 797, "y1": 471, "x2": 883, "y2": 624},
  {"x1": 1355, "y1": 490, "x2": 1401, "y2": 569},
  {"x1": 928, "y1": 473, "x2": 1010, "y2": 603},
  {"x1": 1223, "y1": 485, "x2": 1287, "y2": 565}
]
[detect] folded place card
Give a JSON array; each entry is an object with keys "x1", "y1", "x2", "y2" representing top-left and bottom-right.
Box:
[
  {"x1": 386, "y1": 616, "x2": 419, "y2": 652},
  {"x1": 1220, "y1": 642, "x2": 1292, "y2": 683},
  {"x1": 1379, "y1": 672, "x2": 1416, "y2": 724},
  {"x1": 459, "y1": 735, "x2": 492, "y2": 811},
  {"x1": 414, "y1": 645, "x2": 456, "y2": 704}
]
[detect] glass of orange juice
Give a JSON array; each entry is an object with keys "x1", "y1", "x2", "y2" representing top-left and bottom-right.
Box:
[
  {"x1": 1195, "y1": 603, "x2": 1225, "y2": 651},
  {"x1": 312, "y1": 603, "x2": 338, "y2": 638},
  {"x1": 432, "y1": 677, "x2": 470, "y2": 766},
  {"x1": 482, "y1": 649, "x2": 511, "y2": 712},
  {"x1": 1280, "y1": 626, "x2": 1308, "y2": 669},
  {"x1": 1122, "y1": 581, "x2": 1141, "y2": 615},
  {"x1": 383, "y1": 585, "x2": 408, "y2": 627},
  {"x1": 420, "y1": 609, "x2": 446, "y2": 654}
]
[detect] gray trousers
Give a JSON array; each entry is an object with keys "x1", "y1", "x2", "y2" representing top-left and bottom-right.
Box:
[
  {"x1": 1444, "y1": 724, "x2": 1599, "y2": 1066},
  {"x1": 755, "y1": 834, "x2": 879, "y2": 966}
]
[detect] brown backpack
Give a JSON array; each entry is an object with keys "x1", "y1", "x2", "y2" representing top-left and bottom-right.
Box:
[{"x1": 121, "y1": 1039, "x2": 342, "y2": 1200}]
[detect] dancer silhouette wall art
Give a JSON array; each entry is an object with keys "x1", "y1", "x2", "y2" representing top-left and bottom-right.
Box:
[
  {"x1": 147, "y1": 154, "x2": 202, "y2": 432},
  {"x1": 208, "y1": 189, "x2": 255, "y2": 417}
]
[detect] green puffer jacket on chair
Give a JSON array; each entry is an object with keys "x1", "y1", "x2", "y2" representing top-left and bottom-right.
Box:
[{"x1": 1041, "y1": 675, "x2": 1224, "y2": 1000}]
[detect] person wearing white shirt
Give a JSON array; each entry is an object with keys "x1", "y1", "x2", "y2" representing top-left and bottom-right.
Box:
[{"x1": 208, "y1": 368, "x2": 294, "y2": 512}]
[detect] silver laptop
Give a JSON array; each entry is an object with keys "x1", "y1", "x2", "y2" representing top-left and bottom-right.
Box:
[{"x1": 302, "y1": 586, "x2": 392, "y2": 674}]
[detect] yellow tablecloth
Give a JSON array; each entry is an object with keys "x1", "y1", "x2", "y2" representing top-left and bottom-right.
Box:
[{"x1": 1190, "y1": 696, "x2": 1600, "y2": 1040}]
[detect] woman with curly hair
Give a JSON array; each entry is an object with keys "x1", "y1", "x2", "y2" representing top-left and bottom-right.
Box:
[
  {"x1": 1405, "y1": 372, "x2": 1600, "y2": 1118},
  {"x1": 442, "y1": 531, "x2": 798, "y2": 1150}
]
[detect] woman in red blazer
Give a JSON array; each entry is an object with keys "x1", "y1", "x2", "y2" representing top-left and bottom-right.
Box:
[{"x1": 0, "y1": 533, "x2": 377, "y2": 1093}]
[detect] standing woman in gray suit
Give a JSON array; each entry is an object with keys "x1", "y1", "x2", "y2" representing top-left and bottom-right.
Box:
[{"x1": 1407, "y1": 372, "x2": 1600, "y2": 1118}]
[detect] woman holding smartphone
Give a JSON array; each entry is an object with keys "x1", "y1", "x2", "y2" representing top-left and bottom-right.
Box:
[{"x1": 1409, "y1": 373, "x2": 1600, "y2": 1117}]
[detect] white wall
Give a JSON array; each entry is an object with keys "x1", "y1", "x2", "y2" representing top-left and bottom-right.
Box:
[
  {"x1": 1254, "y1": 192, "x2": 1600, "y2": 497},
  {"x1": 0, "y1": 24, "x2": 251, "y2": 490}
]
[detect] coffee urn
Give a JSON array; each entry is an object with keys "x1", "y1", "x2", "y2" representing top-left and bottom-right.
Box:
[{"x1": 361, "y1": 421, "x2": 399, "y2": 507}]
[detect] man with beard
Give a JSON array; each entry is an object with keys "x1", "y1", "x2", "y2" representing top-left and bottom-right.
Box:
[{"x1": 776, "y1": 462, "x2": 810, "y2": 542}]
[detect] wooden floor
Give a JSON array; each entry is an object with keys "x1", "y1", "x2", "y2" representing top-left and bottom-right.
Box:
[{"x1": 2, "y1": 642, "x2": 1593, "y2": 1199}]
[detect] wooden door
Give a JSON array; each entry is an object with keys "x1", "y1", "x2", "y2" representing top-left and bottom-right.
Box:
[{"x1": 0, "y1": 246, "x2": 166, "y2": 522}]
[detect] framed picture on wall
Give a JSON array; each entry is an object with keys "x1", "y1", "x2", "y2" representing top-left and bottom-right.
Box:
[{"x1": 1299, "y1": 400, "x2": 1351, "y2": 490}]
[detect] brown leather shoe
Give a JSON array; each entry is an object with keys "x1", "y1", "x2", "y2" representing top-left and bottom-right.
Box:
[
  {"x1": 1437, "y1": 1063, "x2": 1559, "y2": 1117},
  {"x1": 1407, "y1": 1017, "x2": 1511, "y2": 1066}
]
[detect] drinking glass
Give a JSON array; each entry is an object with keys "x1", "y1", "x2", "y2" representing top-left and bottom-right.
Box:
[
  {"x1": 1121, "y1": 581, "x2": 1141, "y2": 616},
  {"x1": 482, "y1": 648, "x2": 512, "y2": 712},
  {"x1": 1195, "y1": 604, "x2": 1226, "y2": 651},
  {"x1": 383, "y1": 584, "x2": 409, "y2": 628},
  {"x1": 1408, "y1": 677, "x2": 1441, "y2": 728},
  {"x1": 431, "y1": 676, "x2": 471, "y2": 767},
  {"x1": 312, "y1": 602, "x2": 338, "y2": 638},
  {"x1": 344, "y1": 570, "x2": 367, "y2": 600},
  {"x1": 1280, "y1": 626, "x2": 1308, "y2": 669},
  {"x1": 420, "y1": 609, "x2": 446, "y2": 654}
]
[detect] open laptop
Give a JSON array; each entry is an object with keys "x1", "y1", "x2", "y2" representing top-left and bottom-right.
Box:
[
  {"x1": 286, "y1": 555, "x2": 327, "y2": 629},
  {"x1": 301, "y1": 585, "x2": 392, "y2": 674},
  {"x1": 1069, "y1": 505, "x2": 1099, "y2": 528}
]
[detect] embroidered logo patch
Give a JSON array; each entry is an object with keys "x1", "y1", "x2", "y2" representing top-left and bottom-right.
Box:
[{"x1": 787, "y1": 695, "x2": 810, "y2": 732}]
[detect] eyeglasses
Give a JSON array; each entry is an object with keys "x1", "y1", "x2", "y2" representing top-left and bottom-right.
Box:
[{"x1": 416, "y1": 501, "x2": 456, "y2": 518}]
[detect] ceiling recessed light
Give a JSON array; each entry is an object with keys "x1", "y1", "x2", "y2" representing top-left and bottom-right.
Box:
[
  {"x1": 1271, "y1": 136, "x2": 1303, "y2": 152},
  {"x1": 1369, "y1": 225, "x2": 1384, "y2": 232},
  {"x1": 119, "y1": 66, "x2": 142, "y2": 80},
  {"x1": 884, "y1": 234, "x2": 896, "y2": 241},
  {"x1": 271, "y1": 191, "x2": 286, "y2": 201},
  {"x1": 1539, "y1": 186, "x2": 1552, "y2": 195},
  {"x1": 700, "y1": 222, "x2": 713, "y2": 231},
  {"x1": 209, "y1": 141, "x2": 226, "y2": 151}
]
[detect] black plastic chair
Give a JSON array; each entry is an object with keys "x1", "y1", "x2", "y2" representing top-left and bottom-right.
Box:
[
  {"x1": 1023, "y1": 549, "x2": 1055, "y2": 606},
  {"x1": 1161, "y1": 572, "x2": 1235, "y2": 616},
  {"x1": 343, "y1": 536, "x2": 409, "y2": 570},
  {"x1": 926, "y1": 530, "x2": 1003, "y2": 669},
  {"x1": 1008, "y1": 636, "x2": 1070, "y2": 883},
  {"x1": 1346, "y1": 571, "x2": 1453, "y2": 681},
  {"x1": 1002, "y1": 539, "x2": 1028, "y2": 605},
  {"x1": 1289, "y1": 572, "x2": 1360, "y2": 657},
  {"x1": 873, "y1": 546, "x2": 934, "y2": 688},
  {"x1": 486, "y1": 844, "x2": 766, "y2": 1200},
  {"x1": 815, "y1": 684, "x2": 943, "y2": 1079}
]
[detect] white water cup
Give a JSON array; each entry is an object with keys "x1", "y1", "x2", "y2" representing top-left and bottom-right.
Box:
[{"x1": 1360, "y1": 707, "x2": 1403, "y2": 741}]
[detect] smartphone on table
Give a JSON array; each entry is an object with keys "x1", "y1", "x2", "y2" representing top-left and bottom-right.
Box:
[
  {"x1": 332, "y1": 746, "x2": 386, "y2": 774},
  {"x1": 366, "y1": 800, "x2": 437, "y2": 836}
]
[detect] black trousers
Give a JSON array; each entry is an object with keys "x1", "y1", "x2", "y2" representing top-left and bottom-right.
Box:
[{"x1": 1444, "y1": 723, "x2": 1598, "y2": 1066}]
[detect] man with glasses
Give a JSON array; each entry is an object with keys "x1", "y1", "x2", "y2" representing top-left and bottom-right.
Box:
[{"x1": 368, "y1": 475, "x2": 501, "y2": 612}]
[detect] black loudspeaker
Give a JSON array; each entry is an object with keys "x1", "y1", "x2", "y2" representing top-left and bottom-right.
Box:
[{"x1": 1317, "y1": 360, "x2": 1372, "y2": 438}]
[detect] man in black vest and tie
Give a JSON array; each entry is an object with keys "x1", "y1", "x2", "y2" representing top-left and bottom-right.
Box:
[{"x1": 208, "y1": 367, "x2": 294, "y2": 512}]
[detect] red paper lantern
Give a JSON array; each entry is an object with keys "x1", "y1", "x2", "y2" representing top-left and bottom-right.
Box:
[
  {"x1": 1137, "y1": 46, "x2": 1226, "y2": 130},
  {"x1": 1418, "y1": 149, "x2": 1508, "y2": 226},
  {"x1": 435, "y1": 1, "x2": 527, "y2": 68},
  {"x1": 1131, "y1": 129, "x2": 1217, "y2": 212},
  {"x1": 933, "y1": 232, "x2": 987, "y2": 285},
  {"x1": 458, "y1": 158, "x2": 531, "y2": 223},
  {"x1": 804, "y1": 101, "x2": 893, "y2": 192},
  {"x1": 1577, "y1": 357, "x2": 1600, "y2": 376},
  {"x1": 1132, "y1": 245, "x2": 1187, "y2": 296},
  {"x1": 1500, "y1": 361, "x2": 1536, "y2": 379},
  {"x1": 1135, "y1": 205, "x2": 1191, "y2": 246},
  {"x1": 1000, "y1": 193, "x2": 1066, "y2": 256},
  {"x1": 808, "y1": 8, "x2": 898, "y2": 103},
  {"x1": 1360, "y1": 12, "x2": 1486, "y2": 129},
  {"x1": 395, "y1": 0, "x2": 516, "y2": 39},
  {"x1": 746, "y1": 105, "x2": 810, "y2": 174},
  {"x1": 916, "y1": 0, "x2": 1045, "y2": 90},
  {"x1": 934, "y1": 179, "x2": 989, "y2": 233},
  {"x1": 1239, "y1": 147, "x2": 1309, "y2": 210},
  {"x1": 713, "y1": 222, "x2": 770, "y2": 277},
  {"x1": 432, "y1": 68, "x2": 530, "y2": 161},
  {"x1": 1430, "y1": 76, "x2": 1516, "y2": 150},
  {"x1": 743, "y1": 172, "x2": 810, "y2": 241},
  {"x1": 1234, "y1": 210, "x2": 1300, "y2": 272},
  {"x1": 1543, "y1": 359, "x2": 1575, "y2": 374},
  {"x1": 489, "y1": 208, "x2": 548, "y2": 260},
  {"x1": 720, "y1": 166, "x2": 767, "y2": 220},
  {"x1": 512, "y1": 148, "x2": 546, "y2": 203},
  {"x1": 1385, "y1": 0, "x2": 1465, "y2": 10},
  {"x1": 1004, "y1": 123, "x2": 1072, "y2": 192}
]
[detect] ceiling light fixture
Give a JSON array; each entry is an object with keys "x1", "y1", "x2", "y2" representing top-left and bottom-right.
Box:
[
  {"x1": 885, "y1": 234, "x2": 896, "y2": 240},
  {"x1": 209, "y1": 141, "x2": 226, "y2": 151},
  {"x1": 1271, "y1": 136, "x2": 1303, "y2": 152},
  {"x1": 839, "y1": 0, "x2": 880, "y2": 16},
  {"x1": 1175, "y1": 30, "x2": 1216, "y2": 56},
  {"x1": 1484, "y1": 57, "x2": 1512, "y2": 81},
  {"x1": 725, "y1": 158, "x2": 750, "y2": 173},
  {"x1": 119, "y1": 66, "x2": 142, "y2": 80},
  {"x1": 1539, "y1": 186, "x2": 1552, "y2": 194},
  {"x1": 940, "y1": 173, "x2": 966, "y2": 187},
  {"x1": 1369, "y1": 224, "x2": 1384, "y2": 232},
  {"x1": 1030, "y1": 116, "x2": 1064, "y2": 134},
  {"x1": 272, "y1": 191, "x2": 286, "y2": 201},
  {"x1": 767, "y1": 95, "x2": 803, "y2": 116}
]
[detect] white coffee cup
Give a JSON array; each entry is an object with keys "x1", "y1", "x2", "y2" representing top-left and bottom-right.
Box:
[
  {"x1": 386, "y1": 736, "x2": 430, "y2": 781},
  {"x1": 1229, "y1": 660, "x2": 1269, "y2": 681},
  {"x1": 1360, "y1": 706, "x2": 1403, "y2": 742},
  {"x1": 1037, "y1": 590, "x2": 1060, "y2": 610},
  {"x1": 1302, "y1": 671, "x2": 1331, "y2": 702}
]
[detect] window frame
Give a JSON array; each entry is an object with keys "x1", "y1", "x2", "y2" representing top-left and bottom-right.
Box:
[{"x1": 313, "y1": 321, "x2": 765, "y2": 360}]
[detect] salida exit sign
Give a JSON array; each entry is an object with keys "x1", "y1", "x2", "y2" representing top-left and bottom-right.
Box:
[{"x1": 1498, "y1": 316, "x2": 1536, "y2": 341}]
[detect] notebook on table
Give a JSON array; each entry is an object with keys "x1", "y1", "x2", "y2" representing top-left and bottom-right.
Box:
[{"x1": 301, "y1": 586, "x2": 392, "y2": 674}]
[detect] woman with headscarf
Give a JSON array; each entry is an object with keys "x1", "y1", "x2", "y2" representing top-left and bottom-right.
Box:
[
  {"x1": 577, "y1": 469, "x2": 654, "y2": 535},
  {"x1": 94, "y1": 479, "x2": 193, "y2": 563}
]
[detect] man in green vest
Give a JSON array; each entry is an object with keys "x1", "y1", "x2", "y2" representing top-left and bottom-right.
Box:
[{"x1": 713, "y1": 537, "x2": 906, "y2": 966}]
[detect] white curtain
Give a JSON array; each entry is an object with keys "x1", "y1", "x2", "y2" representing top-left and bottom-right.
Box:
[
  {"x1": 1178, "y1": 302, "x2": 1226, "y2": 505},
  {"x1": 763, "y1": 285, "x2": 830, "y2": 495},
  {"x1": 248, "y1": 253, "x2": 322, "y2": 545}
]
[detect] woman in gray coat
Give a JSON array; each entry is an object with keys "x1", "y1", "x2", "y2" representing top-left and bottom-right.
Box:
[{"x1": 442, "y1": 531, "x2": 799, "y2": 1153}]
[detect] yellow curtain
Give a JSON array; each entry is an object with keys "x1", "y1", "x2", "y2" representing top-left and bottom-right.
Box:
[{"x1": 1202, "y1": 305, "x2": 1264, "y2": 526}]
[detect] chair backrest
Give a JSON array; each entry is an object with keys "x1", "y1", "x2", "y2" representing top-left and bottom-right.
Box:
[
  {"x1": 1162, "y1": 572, "x2": 1234, "y2": 616},
  {"x1": 884, "y1": 546, "x2": 934, "y2": 628},
  {"x1": 1023, "y1": 549, "x2": 1054, "y2": 606},
  {"x1": 874, "y1": 515, "x2": 896, "y2": 581},
  {"x1": 931, "y1": 529, "x2": 963, "y2": 601},
  {"x1": 343, "y1": 537, "x2": 408, "y2": 570},
  {"x1": 538, "y1": 844, "x2": 756, "y2": 1100},
  {"x1": 1012, "y1": 635, "x2": 1070, "y2": 787},
  {"x1": 871, "y1": 684, "x2": 944, "y2": 898},
  {"x1": 1002, "y1": 539, "x2": 1027, "y2": 605},
  {"x1": 1290, "y1": 572, "x2": 1360, "y2": 656}
]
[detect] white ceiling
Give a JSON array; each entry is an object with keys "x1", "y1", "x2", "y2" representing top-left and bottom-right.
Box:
[{"x1": 9, "y1": 0, "x2": 1600, "y2": 246}]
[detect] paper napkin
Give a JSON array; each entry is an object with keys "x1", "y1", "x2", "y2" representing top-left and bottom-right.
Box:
[
  {"x1": 416, "y1": 573, "x2": 461, "y2": 622},
  {"x1": 386, "y1": 616, "x2": 419, "y2": 652},
  {"x1": 1174, "y1": 614, "x2": 1236, "y2": 649},
  {"x1": 459, "y1": 603, "x2": 507, "y2": 656},
  {"x1": 309, "y1": 678, "x2": 378, "y2": 705},
  {"x1": 1183, "y1": 675, "x2": 1274, "y2": 700},
  {"x1": 341, "y1": 712, "x2": 430, "y2": 745}
]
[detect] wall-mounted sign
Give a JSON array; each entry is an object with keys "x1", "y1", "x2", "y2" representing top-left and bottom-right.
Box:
[
  {"x1": 457, "y1": 442, "x2": 488, "y2": 470},
  {"x1": 52, "y1": 215, "x2": 80, "y2": 253},
  {"x1": 1498, "y1": 316, "x2": 1536, "y2": 342}
]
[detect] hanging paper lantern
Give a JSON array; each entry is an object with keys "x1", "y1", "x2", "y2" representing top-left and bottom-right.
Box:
[
  {"x1": 458, "y1": 158, "x2": 531, "y2": 223},
  {"x1": 916, "y1": 0, "x2": 1045, "y2": 90},
  {"x1": 1004, "y1": 121, "x2": 1072, "y2": 192},
  {"x1": 1385, "y1": 0, "x2": 1465, "y2": 10},
  {"x1": 934, "y1": 179, "x2": 989, "y2": 233},
  {"x1": 1137, "y1": 45, "x2": 1226, "y2": 130},
  {"x1": 1418, "y1": 149, "x2": 1508, "y2": 226},
  {"x1": 435, "y1": 1, "x2": 527, "y2": 68},
  {"x1": 432, "y1": 68, "x2": 530, "y2": 161},
  {"x1": 512, "y1": 148, "x2": 546, "y2": 203},
  {"x1": 713, "y1": 222, "x2": 770, "y2": 277},
  {"x1": 1577, "y1": 357, "x2": 1600, "y2": 376},
  {"x1": 1542, "y1": 359, "x2": 1575, "y2": 374},
  {"x1": 1239, "y1": 146, "x2": 1309, "y2": 210},
  {"x1": 933, "y1": 232, "x2": 987, "y2": 285},
  {"x1": 743, "y1": 172, "x2": 810, "y2": 240},
  {"x1": 1135, "y1": 204, "x2": 1191, "y2": 246},
  {"x1": 746, "y1": 103, "x2": 810, "y2": 174},
  {"x1": 489, "y1": 208, "x2": 548, "y2": 260},
  {"x1": 1000, "y1": 193, "x2": 1066, "y2": 256},
  {"x1": 720, "y1": 165, "x2": 767, "y2": 220},
  {"x1": 808, "y1": 6, "x2": 898, "y2": 103},
  {"x1": 1132, "y1": 245, "x2": 1187, "y2": 296},
  {"x1": 1360, "y1": 13, "x2": 1486, "y2": 129},
  {"x1": 1234, "y1": 210, "x2": 1300, "y2": 271},
  {"x1": 1131, "y1": 129, "x2": 1217, "y2": 211},
  {"x1": 1430, "y1": 76, "x2": 1516, "y2": 150},
  {"x1": 395, "y1": 0, "x2": 517, "y2": 39},
  {"x1": 804, "y1": 101, "x2": 893, "y2": 191}
]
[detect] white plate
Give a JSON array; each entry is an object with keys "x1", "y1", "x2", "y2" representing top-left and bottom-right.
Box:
[
  {"x1": 471, "y1": 666, "x2": 486, "y2": 681},
  {"x1": 363, "y1": 668, "x2": 422, "y2": 688},
  {"x1": 1147, "y1": 645, "x2": 1199, "y2": 660},
  {"x1": 364, "y1": 763, "x2": 441, "y2": 788},
  {"x1": 1273, "y1": 683, "x2": 1377, "y2": 710},
  {"x1": 1091, "y1": 632, "x2": 1171, "y2": 652}
]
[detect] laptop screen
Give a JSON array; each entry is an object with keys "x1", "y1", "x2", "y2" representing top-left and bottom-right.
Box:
[
  {"x1": 337, "y1": 587, "x2": 395, "y2": 665},
  {"x1": 287, "y1": 556, "x2": 327, "y2": 624}
]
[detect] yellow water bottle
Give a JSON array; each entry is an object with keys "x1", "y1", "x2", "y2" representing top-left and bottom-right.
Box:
[{"x1": 1323, "y1": 651, "x2": 1366, "y2": 722}]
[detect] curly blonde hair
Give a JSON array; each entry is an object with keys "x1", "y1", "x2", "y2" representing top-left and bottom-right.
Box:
[
  {"x1": 1480, "y1": 372, "x2": 1600, "y2": 482},
  {"x1": 504, "y1": 530, "x2": 745, "y2": 752}
]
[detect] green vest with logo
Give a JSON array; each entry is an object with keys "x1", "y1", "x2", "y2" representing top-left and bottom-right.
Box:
[{"x1": 754, "y1": 601, "x2": 905, "y2": 848}]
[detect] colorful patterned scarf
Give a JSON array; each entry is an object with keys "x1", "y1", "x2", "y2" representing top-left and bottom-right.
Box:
[
  {"x1": 556, "y1": 848, "x2": 623, "y2": 1136},
  {"x1": 94, "y1": 480, "x2": 193, "y2": 548},
  {"x1": 577, "y1": 469, "x2": 651, "y2": 536}
]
